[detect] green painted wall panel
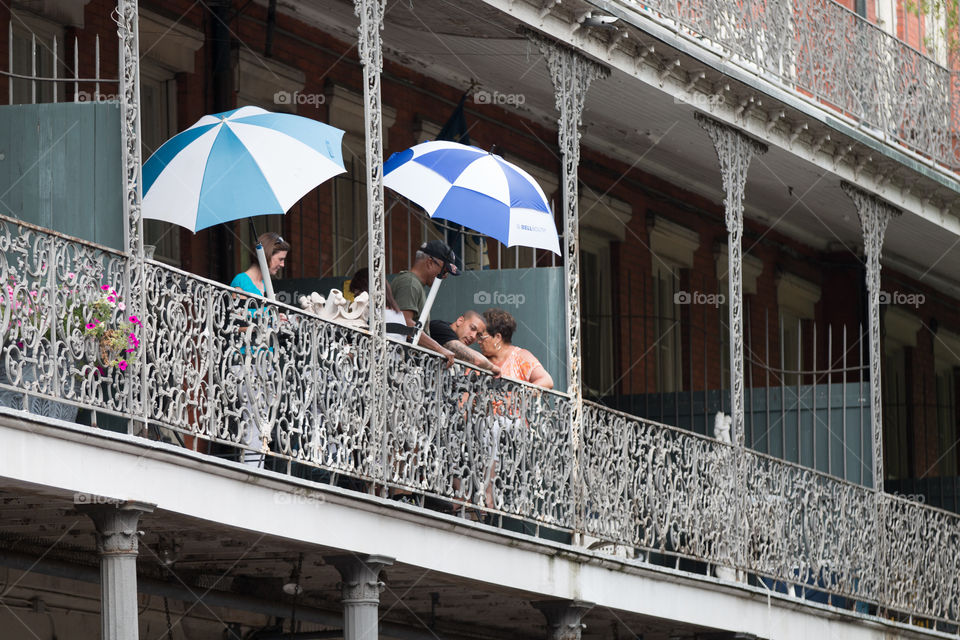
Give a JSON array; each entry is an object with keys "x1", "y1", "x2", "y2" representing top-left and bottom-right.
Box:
[
  {"x1": 431, "y1": 267, "x2": 567, "y2": 391},
  {"x1": 0, "y1": 102, "x2": 123, "y2": 249},
  {"x1": 93, "y1": 102, "x2": 123, "y2": 249}
]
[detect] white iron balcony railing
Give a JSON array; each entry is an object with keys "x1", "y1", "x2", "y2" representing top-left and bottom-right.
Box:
[
  {"x1": 610, "y1": 0, "x2": 959, "y2": 171},
  {"x1": 1, "y1": 214, "x2": 959, "y2": 631}
]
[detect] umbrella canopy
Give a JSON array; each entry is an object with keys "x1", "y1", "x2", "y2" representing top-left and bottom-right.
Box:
[
  {"x1": 383, "y1": 141, "x2": 561, "y2": 255},
  {"x1": 142, "y1": 106, "x2": 346, "y2": 232}
]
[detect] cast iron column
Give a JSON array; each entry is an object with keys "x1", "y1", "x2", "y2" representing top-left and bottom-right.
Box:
[
  {"x1": 354, "y1": 0, "x2": 388, "y2": 487},
  {"x1": 328, "y1": 555, "x2": 394, "y2": 640},
  {"x1": 528, "y1": 30, "x2": 608, "y2": 539},
  {"x1": 533, "y1": 599, "x2": 593, "y2": 640},
  {"x1": 696, "y1": 114, "x2": 766, "y2": 579},
  {"x1": 79, "y1": 501, "x2": 155, "y2": 640},
  {"x1": 117, "y1": 0, "x2": 146, "y2": 433},
  {"x1": 695, "y1": 114, "x2": 767, "y2": 447},
  {"x1": 842, "y1": 182, "x2": 899, "y2": 490}
]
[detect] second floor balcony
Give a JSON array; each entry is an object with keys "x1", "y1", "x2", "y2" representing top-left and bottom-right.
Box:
[
  {"x1": 2, "y1": 1, "x2": 960, "y2": 637},
  {"x1": 1, "y1": 214, "x2": 958, "y2": 635}
]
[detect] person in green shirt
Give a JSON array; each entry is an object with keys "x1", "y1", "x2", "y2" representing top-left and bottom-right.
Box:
[{"x1": 391, "y1": 239, "x2": 460, "y2": 328}]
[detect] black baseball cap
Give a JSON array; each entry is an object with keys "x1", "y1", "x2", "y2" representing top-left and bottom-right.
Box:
[{"x1": 420, "y1": 240, "x2": 460, "y2": 276}]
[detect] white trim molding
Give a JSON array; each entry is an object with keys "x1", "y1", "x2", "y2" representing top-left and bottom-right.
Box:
[
  {"x1": 235, "y1": 48, "x2": 305, "y2": 112},
  {"x1": 324, "y1": 83, "x2": 397, "y2": 141},
  {"x1": 883, "y1": 306, "x2": 922, "y2": 352},
  {"x1": 933, "y1": 328, "x2": 960, "y2": 373},
  {"x1": 579, "y1": 192, "x2": 632, "y2": 242},
  {"x1": 777, "y1": 272, "x2": 821, "y2": 319},
  {"x1": 139, "y1": 9, "x2": 204, "y2": 75},
  {"x1": 716, "y1": 245, "x2": 763, "y2": 295},
  {"x1": 650, "y1": 216, "x2": 700, "y2": 269}
]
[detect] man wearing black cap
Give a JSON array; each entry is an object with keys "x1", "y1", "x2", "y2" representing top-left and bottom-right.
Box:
[{"x1": 391, "y1": 239, "x2": 460, "y2": 329}]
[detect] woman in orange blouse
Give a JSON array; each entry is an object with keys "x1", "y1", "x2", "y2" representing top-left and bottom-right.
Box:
[
  {"x1": 471, "y1": 308, "x2": 553, "y2": 511},
  {"x1": 478, "y1": 308, "x2": 554, "y2": 389}
]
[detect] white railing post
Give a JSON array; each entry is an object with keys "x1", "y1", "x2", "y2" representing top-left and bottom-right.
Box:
[
  {"x1": 116, "y1": 0, "x2": 145, "y2": 434},
  {"x1": 354, "y1": 0, "x2": 388, "y2": 487},
  {"x1": 695, "y1": 114, "x2": 767, "y2": 447},
  {"x1": 527, "y1": 29, "x2": 609, "y2": 543},
  {"x1": 841, "y1": 182, "x2": 899, "y2": 491},
  {"x1": 695, "y1": 113, "x2": 766, "y2": 577}
]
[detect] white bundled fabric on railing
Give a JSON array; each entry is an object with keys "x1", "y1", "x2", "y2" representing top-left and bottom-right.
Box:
[{"x1": 298, "y1": 290, "x2": 368, "y2": 330}]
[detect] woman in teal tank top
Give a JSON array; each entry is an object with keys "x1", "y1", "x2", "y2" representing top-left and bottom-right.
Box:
[{"x1": 229, "y1": 232, "x2": 291, "y2": 467}]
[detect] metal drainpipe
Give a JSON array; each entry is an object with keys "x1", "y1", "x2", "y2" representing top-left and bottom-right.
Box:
[{"x1": 210, "y1": 0, "x2": 234, "y2": 282}]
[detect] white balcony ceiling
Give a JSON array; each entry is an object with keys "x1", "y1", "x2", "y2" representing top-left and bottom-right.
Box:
[{"x1": 273, "y1": 0, "x2": 960, "y2": 295}]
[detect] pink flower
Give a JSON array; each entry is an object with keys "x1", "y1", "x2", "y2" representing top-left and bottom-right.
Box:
[
  {"x1": 118, "y1": 361, "x2": 128, "y2": 371},
  {"x1": 101, "y1": 285, "x2": 110, "y2": 291},
  {"x1": 118, "y1": 302, "x2": 125, "y2": 311},
  {"x1": 128, "y1": 315, "x2": 141, "y2": 325},
  {"x1": 67, "y1": 272, "x2": 76, "y2": 280},
  {"x1": 85, "y1": 323, "x2": 97, "y2": 330},
  {"x1": 107, "y1": 296, "x2": 116, "y2": 303}
]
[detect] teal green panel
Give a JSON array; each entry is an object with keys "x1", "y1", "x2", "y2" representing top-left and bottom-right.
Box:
[
  {"x1": 0, "y1": 108, "x2": 13, "y2": 217},
  {"x1": 93, "y1": 102, "x2": 123, "y2": 249},
  {"x1": 798, "y1": 387, "x2": 815, "y2": 468},
  {"x1": 51, "y1": 103, "x2": 89, "y2": 239},
  {"x1": 430, "y1": 267, "x2": 567, "y2": 390},
  {"x1": 634, "y1": 382, "x2": 870, "y2": 486},
  {"x1": 1, "y1": 107, "x2": 37, "y2": 224},
  {"x1": 0, "y1": 102, "x2": 122, "y2": 249}
]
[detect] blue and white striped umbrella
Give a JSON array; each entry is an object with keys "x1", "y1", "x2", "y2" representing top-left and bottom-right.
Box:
[
  {"x1": 383, "y1": 141, "x2": 560, "y2": 254},
  {"x1": 142, "y1": 106, "x2": 346, "y2": 232}
]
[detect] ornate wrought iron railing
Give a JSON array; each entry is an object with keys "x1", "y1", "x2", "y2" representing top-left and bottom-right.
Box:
[
  {"x1": 0, "y1": 216, "x2": 131, "y2": 419},
  {"x1": 1, "y1": 216, "x2": 959, "y2": 630},
  {"x1": 619, "y1": 0, "x2": 958, "y2": 170}
]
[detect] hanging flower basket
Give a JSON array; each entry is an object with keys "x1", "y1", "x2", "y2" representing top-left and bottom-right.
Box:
[{"x1": 82, "y1": 284, "x2": 141, "y2": 373}]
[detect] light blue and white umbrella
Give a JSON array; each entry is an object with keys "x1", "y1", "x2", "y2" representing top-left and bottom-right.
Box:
[
  {"x1": 383, "y1": 140, "x2": 560, "y2": 255},
  {"x1": 142, "y1": 106, "x2": 346, "y2": 232}
]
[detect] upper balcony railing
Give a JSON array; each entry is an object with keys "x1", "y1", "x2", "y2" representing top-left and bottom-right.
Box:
[
  {"x1": 1, "y1": 214, "x2": 959, "y2": 632},
  {"x1": 617, "y1": 0, "x2": 959, "y2": 172}
]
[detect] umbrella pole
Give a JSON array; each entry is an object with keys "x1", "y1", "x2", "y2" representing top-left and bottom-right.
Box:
[
  {"x1": 249, "y1": 220, "x2": 276, "y2": 301},
  {"x1": 258, "y1": 247, "x2": 276, "y2": 301},
  {"x1": 413, "y1": 278, "x2": 443, "y2": 344}
]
